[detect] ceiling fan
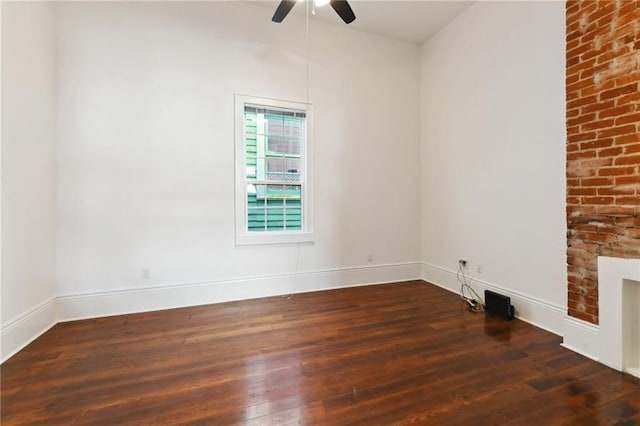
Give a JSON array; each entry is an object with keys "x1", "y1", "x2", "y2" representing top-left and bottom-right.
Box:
[{"x1": 272, "y1": 0, "x2": 356, "y2": 24}]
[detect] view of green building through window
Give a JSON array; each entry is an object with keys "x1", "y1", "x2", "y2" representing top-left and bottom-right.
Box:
[{"x1": 244, "y1": 105, "x2": 305, "y2": 232}]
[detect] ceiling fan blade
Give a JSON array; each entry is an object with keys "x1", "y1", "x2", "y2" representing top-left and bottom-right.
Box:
[
  {"x1": 272, "y1": 0, "x2": 297, "y2": 23},
  {"x1": 330, "y1": 0, "x2": 356, "y2": 24}
]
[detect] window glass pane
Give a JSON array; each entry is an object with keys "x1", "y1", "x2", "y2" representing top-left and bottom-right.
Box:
[
  {"x1": 266, "y1": 115, "x2": 284, "y2": 137},
  {"x1": 247, "y1": 207, "x2": 266, "y2": 232},
  {"x1": 267, "y1": 157, "x2": 285, "y2": 174},
  {"x1": 242, "y1": 99, "x2": 308, "y2": 237},
  {"x1": 267, "y1": 184, "x2": 300, "y2": 199},
  {"x1": 267, "y1": 136, "x2": 285, "y2": 154},
  {"x1": 283, "y1": 118, "x2": 303, "y2": 139},
  {"x1": 265, "y1": 208, "x2": 285, "y2": 231},
  {"x1": 267, "y1": 135, "x2": 301, "y2": 156},
  {"x1": 284, "y1": 158, "x2": 300, "y2": 176},
  {"x1": 247, "y1": 183, "x2": 302, "y2": 232},
  {"x1": 265, "y1": 158, "x2": 300, "y2": 182}
]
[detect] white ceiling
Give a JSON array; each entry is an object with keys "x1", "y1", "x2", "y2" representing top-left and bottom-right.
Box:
[{"x1": 258, "y1": 1, "x2": 475, "y2": 44}]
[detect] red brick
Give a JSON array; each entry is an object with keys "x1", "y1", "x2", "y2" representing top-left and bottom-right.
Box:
[
  {"x1": 614, "y1": 8, "x2": 640, "y2": 28},
  {"x1": 613, "y1": 69, "x2": 640, "y2": 87},
  {"x1": 598, "y1": 186, "x2": 635, "y2": 195},
  {"x1": 567, "y1": 77, "x2": 595, "y2": 94},
  {"x1": 617, "y1": 217, "x2": 640, "y2": 227},
  {"x1": 569, "y1": 187, "x2": 597, "y2": 196},
  {"x1": 568, "y1": 142, "x2": 581, "y2": 153},
  {"x1": 568, "y1": 150, "x2": 598, "y2": 161},
  {"x1": 566, "y1": 1, "x2": 580, "y2": 17},
  {"x1": 581, "y1": 139, "x2": 613, "y2": 150},
  {"x1": 599, "y1": 104, "x2": 634, "y2": 118},
  {"x1": 580, "y1": 61, "x2": 610, "y2": 80},
  {"x1": 581, "y1": 158, "x2": 613, "y2": 169},
  {"x1": 599, "y1": 147, "x2": 623, "y2": 157},
  {"x1": 614, "y1": 154, "x2": 640, "y2": 165},
  {"x1": 568, "y1": 131, "x2": 597, "y2": 143},
  {"x1": 569, "y1": 310, "x2": 598, "y2": 324},
  {"x1": 624, "y1": 144, "x2": 640, "y2": 154},
  {"x1": 567, "y1": 241, "x2": 600, "y2": 253},
  {"x1": 581, "y1": 177, "x2": 613, "y2": 186},
  {"x1": 567, "y1": 58, "x2": 596, "y2": 78},
  {"x1": 567, "y1": 113, "x2": 596, "y2": 127},
  {"x1": 599, "y1": 83, "x2": 638, "y2": 100},
  {"x1": 597, "y1": 124, "x2": 636, "y2": 138},
  {"x1": 625, "y1": 228, "x2": 640, "y2": 239},
  {"x1": 566, "y1": 197, "x2": 580, "y2": 206},
  {"x1": 581, "y1": 118, "x2": 615, "y2": 131},
  {"x1": 582, "y1": 196, "x2": 615, "y2": 205},
  {"x1": 598, "y1": 166, "x2": 636, "y2": 176},
  {"x1": 615, "y1": 196, "x2": 640, "y2": 206},
  {"x1": 596, "y1": 46, "x2": 631, "y2": 64},
  {"x1": 567, "y1": 95, "x2": 598, "y2": 110},
  {"x1": 615, "y1": 133, "x2": 640, "y2": 145},
  {"x1": 615, "y1": 112, "x2": 640, "y2": 126},
  {"x1": 582, "y1": 99, "x2": 615, "y2": 114},
  {"x1": 567, "y1": 196, "x2": 581, "y2": 205},
  {"x1": 582, "y1": 79, "x2": 615, "y2": 96},
  {"x1": 615, "y1": 175, "x2": 640, "y2": 185},
  {"x1": 596, "y1": 205, "x2": 636, "y2": 215},
  {"x1": 567, "y1": 164, "x2": 597, "y2": 178},
  {"x1": 615, "y1": 92, "x2": 640, "y2": 107},
  {"x1": 567, "y1": 42, "x2": 594, "y2": 62}
]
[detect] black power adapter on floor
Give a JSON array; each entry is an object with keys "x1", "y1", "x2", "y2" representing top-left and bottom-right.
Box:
[{"x1": 484, "y1": 290, "x2": 514, "y2": 320}]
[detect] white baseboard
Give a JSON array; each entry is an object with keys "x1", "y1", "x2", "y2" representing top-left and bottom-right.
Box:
[
  {"x1": 561, "y1": 315, "x2": 600, "y2": 362},
  {"x1": 56, "y1": 262, "x2": 422, "y2": 322},
  {"x1": 1, "y1": 297, "x2": 57, "y2": 363},
  {"x1": 625, "y1": 367, "x2": 640, "y2": 379},
  {"x1": 1, "y1": 263, "x2": 419, "y2": 363},
  {"x1": 5, "y1": 261, "x2": 571, "y2": 364},
  {"x1": 421, "y1": 262, "x2": 565, "y2": 336}
]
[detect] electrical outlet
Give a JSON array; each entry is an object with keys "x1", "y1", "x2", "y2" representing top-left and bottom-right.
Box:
[
  {"x1": 476, "y1": 264, "x2": 483, "y2": 274},
  {"x1": 141, "y1": 268, "x2": 151, "y2": 279},
  {"x1": 367, "y1": 252, "x2": 373, "y2": 263},
  {"x1": 458, "y1": 259, "x2": 467, "y2": 268}
]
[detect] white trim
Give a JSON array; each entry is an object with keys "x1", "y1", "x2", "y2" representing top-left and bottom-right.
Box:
[
  {"x1": 597, "y1": 256, "x2": 640, "y2": 373},
  {"x1": 1, "y1": 297, "x2": 57, "y2": 363},
  {"x1": 561, "y1": 315, "x2": 600, "y2": 362},
  {"x1": 57, "y1": 262, "x2": 422, "y2": 322},
  {"x1": 421, "y1": 261, "x2": 565, "y2": 335},
  {"x1": 235, "y1": 231, "x2": 315, "y2": 246},
  {"x1": 625, "y1": 367, "x2": 640, "y2": 379},
  {"x1": 561, "y1": 258, "x2": 640, "y2": 377},
  {"x1": 1, "y1": 263, "x2": 420, "y2": 363}
]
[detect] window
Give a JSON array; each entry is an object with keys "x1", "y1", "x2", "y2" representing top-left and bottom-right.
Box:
[{"x1": 235, "y1": 95, "x2": 314, "y2": 245}]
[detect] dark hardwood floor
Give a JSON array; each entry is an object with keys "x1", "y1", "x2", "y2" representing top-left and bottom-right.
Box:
[{"x1": 2, "y1": 280, "x2": 639, "y2": 425}]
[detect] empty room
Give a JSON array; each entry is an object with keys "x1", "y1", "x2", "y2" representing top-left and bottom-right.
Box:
[{"x1": 2, "y1": 0, "x2": 640, "y2": 423}]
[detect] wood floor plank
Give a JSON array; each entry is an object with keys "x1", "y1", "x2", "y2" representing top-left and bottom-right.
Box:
[{"x1": 2, "y1": 280, "x2": 639, "y2": 424}]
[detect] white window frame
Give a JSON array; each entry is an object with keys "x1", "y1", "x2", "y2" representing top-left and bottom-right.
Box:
[{"x1": 234, "y1": 94, "x2": 314, "y2": 245}]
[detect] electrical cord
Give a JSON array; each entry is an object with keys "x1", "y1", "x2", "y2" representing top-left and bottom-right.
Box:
[{"x1": 457, "y1": 263, "x2": 485, "y2": 313}]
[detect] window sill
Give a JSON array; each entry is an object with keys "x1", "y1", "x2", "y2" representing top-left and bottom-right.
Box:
[{"x1": 235, "y1": 231, "x2": 315, "y2": 246}]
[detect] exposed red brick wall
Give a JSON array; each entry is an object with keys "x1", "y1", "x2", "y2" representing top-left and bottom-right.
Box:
[{"x1": 566, "y1": 0, "x2": 640, "y2": 324}]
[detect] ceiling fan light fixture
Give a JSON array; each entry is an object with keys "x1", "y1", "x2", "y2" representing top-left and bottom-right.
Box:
[{"x1": 271, "y1": 0, "x2": 355, "y2": 24}]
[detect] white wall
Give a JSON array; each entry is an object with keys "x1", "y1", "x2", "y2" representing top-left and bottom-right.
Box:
[
  {"x1": 1, "y1": 2, "x2": 58, "y2": 359},
  {"x1": 1, "y1": 0, "x2": 569, "y2": 360},
  {"x1": 54, "y1": 1, "x2": 421, "y2": 317},
  {"x1": 420, "y1": 1, "x2": 567, "y2": 333}
]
